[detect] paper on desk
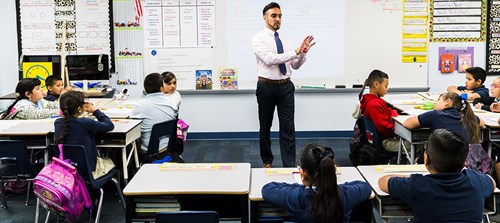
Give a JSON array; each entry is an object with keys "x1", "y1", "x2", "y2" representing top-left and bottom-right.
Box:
[
  {"x1": 403, "y1": 109, "x2": 428, "y2": 116},
  {"x1": 101, "y1": 108, "x2": 133, "y2": 118},
  {"x1": 267, "y1": 169, "x2": 295, "y2": 175},
  {"x1": 159, "y1": 163, "x2": 234, "y2": 171},
  {"x1": 417, "y1": 92, "x2": 442, "y2": 101},
  {"x1": 375, "y1": 165, "x2": 427, "y2": 173},
  {"x1": 391, "y1": 99, "x2": 425, "y2": 105}
]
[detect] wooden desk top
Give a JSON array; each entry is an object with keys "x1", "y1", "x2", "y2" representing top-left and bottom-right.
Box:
[
  {"x1": 357, "y1": 165, "x2": 428, "y2": 197},
  {"x1": 0, "y1": 119, "x2": 55, "y2": 136},
  {"x1": 108, "y1": 119, "x2": 141, "y2": 133},
  {"x1": 90, "y1": 98, "x2": 140, "y2": 119},
  {"x1": 357, "y1": 165, "x2": 500, "y2": 197},
  {"x1": 123, "y1": 163, "x2": 251, "y2": 196},
  {"x1": 249, "y1": 167, "x2": 365, "y2": 201}
]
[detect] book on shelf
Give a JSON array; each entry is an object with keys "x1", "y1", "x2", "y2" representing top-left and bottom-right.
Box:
[
  {"x1": 135, "y1": 207, "x2": 180, "y2": 213},
  {"x1": 195, "y1": 70, "x2": 213, "y2": 90},
  {"x1": 219, "y1": 67, "x2": 238, "y2": 90},
  {"x1": 136, "y1": 203, "x2": 180, "y2": 208}
]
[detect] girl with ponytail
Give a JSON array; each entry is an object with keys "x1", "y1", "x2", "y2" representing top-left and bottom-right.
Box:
[
  {"x1": 262, "y1": 144, "x2": 372, "y2": 223},
  {"x1": 54, "y1": 91, "x2": 115, "y2": 178},
  {"x1": 5, "y1": 78, "x2": 60, "y2": 119},
  {"x1": 403, "y1": 92, "x2": 484, "y2": 144}
]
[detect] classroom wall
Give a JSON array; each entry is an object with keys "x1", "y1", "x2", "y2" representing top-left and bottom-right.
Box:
[
  {"x1": 0, "y1": 0, "x2": 19, "y2": 110},
  {"x1": 1, "y1": 1, "x2": 497, "y2": 135}
]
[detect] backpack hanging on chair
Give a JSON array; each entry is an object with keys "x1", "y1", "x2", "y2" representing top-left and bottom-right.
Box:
[
  {"x1": 33, "y1": 144, "x2": 92, "y2": 221},
  {"x1": 466, "y1": 144, "x2": 493, "y2": 174}
]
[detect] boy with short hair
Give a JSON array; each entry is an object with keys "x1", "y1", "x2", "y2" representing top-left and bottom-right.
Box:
[
  {"x1": 448, "y1": 66, "x2": 489, "y2": 101},
  {"x1": 45, "y1": 75, "x2": 64, "y2": 101},
  {"x1": 130, "y1": 73, "x2": 178, "y2": 162},
  {"x1": 378, "y1": 129, "x2": 495, "y2": 222},
  {"x1": 359, "y1": 69, "x2": 401, "y2": 152}
]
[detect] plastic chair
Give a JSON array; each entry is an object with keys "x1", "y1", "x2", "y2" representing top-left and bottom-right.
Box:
[
  {"x1": 361, "y1": 115, "x2": 383, "y2": 150},
  {"x1": 147, "y1": 119, "x2": 183, "y2": 162},
  {"x1": 361, "y1": 115, "x2": 397, "y2": 164},
  {"x1": 48, "y1": 144, "x2": 125, "y2": 223},
  {"x1": 0, "y1": 140, "x2": 42, "y2": 208},
  {"x1": 155, "y1": 211, "x2": 219, "y2": 223}
]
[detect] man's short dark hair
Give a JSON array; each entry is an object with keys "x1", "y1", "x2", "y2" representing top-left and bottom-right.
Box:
[
  {"x1": 465, "y1": 67, "x2": 487, "y2": 85},
  {"x1": 263, "y1": 2, "x2": 280, "y2": 15},
  {"x1": 45, "y1": 75, "x2": 62, "y2": 89},
  {"x1": 143, "y1": 73, "x2": 164, "y2": 94},
  {"x1": 427, "y1": 129, "x2": 468, "y2": 173}
]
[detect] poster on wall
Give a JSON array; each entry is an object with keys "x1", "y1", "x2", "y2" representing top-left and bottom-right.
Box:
[
  {"x1": 429, "y1": 0, "x2": 486, "y2": 42},
  {"x1": 402, "y1": 0, "x2": 428, "y2": 63}
]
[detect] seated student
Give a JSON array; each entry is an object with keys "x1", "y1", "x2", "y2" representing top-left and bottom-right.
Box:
[
  {"x1": 262, "y1": 144, "x2": 372, "y2": 223},
  {"x1": 359, "y1": 70, "x2": 402, "y2": 152},
  {"x1": 378, "y1": 129, "x2": 495, "y2": 222},
  {"x1": 162, "y1": 71, "x2": 182, "y2": 110},
  {"x1": 474, "y1": 77, "x2": 500, "y2": 112},
  {"x1": 447, "y1": 66, "x2": 489, "y2": 101},
  {"x1": 54, "y1": 91, "x2": 115, "y2": 179},
  {"x1": 403, "y1": 92, "x2": 484, "y2": 144},
  {"x1": 44, "y1": 75, "x2": 64, "y2": 101},
  {"x1": 5, "y1": 78, "x2": 60, "y2": 119},
  {"x1": 130, "y1": 73, "x2": 178, "y2": 162}
]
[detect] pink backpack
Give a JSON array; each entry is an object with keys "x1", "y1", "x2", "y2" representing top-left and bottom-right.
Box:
[
  {"x1": 177, "y1": 118, "x2": 189, "y2": 141},
  {"x1": 33, "y1": 144, "x2": 92, "y2": 221}
]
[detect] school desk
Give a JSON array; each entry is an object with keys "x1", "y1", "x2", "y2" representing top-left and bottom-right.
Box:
[
  {"x1": 123, "y1": 163, "x2": 251, "y2": 223},
  {"x1": 248, "y1": 167, "x2": 371, "y2": 223},
  {"x1": 95, "y1": 119, "x2": 141, "y2": 184},
  {"x1": 46, "y1": 119, "x2": 141, "y2": 184},
  {"x1": 475, "y1": 111, "x2": 500, "y2": 156},
  {"x1": 393, "y1": 116, "x2": 429, "y2": 164},
  {"x1": 89, "y1": 98, "x2": 139, "y2": 119},
  {"x1": 0, "y1": 119, "x2": 55, "y2": 164},
  {"x1": 357, "y1": 165, "x2": 499, "y2": 222}
]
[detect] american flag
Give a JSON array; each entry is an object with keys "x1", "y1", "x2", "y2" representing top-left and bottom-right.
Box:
[{"x1": 134, "y1": 0, "x2": 143, "y2": 23}]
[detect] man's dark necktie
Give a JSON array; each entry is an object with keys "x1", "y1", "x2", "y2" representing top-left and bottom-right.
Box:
[{"x1": 274, "y1": 32, "x2": 287, "y2": 75}]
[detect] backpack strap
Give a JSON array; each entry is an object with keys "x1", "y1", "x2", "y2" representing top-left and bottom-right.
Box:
[{"x1": 58, "y1": 144, "x2": 64, "y2": 160}]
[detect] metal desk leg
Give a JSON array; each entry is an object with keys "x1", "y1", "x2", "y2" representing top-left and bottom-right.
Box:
[
  {"x1": 44, "y1": 137, "x2": 50, "y2": 164},
  {"x1": 35, "y1": 198, "x2": 40, "y2": 223},
  {"x1": 397, "y1": 138, "x2": 402, "y2": 165},
  {"x1": 488, "y1": 141, "x2": 493, "y2": 158},
  {"x1": 410, "y1": 144, "x2": 415, "y2": 165},
  {"x1": 132, "y1": 142, "x2": 140, "y2": 168},
  {"x1": 122, "y1": 146, "x2": 128, "y2": 185}
]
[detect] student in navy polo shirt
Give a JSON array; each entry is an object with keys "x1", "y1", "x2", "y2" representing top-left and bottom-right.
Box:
[
  {"x1": 378, "y1": 129, "x2": 495, "y2": 223},
  {"x1": 448, "y1": 66, "x2": 489, "y2": 101},
  {"x1": 403, "y1": 92, "x2": 484, "y2": 144}
]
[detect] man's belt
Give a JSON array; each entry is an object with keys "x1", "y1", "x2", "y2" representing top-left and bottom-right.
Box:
[{"x1": 258, "y1": 76, "x2": 290, "y2": 85}]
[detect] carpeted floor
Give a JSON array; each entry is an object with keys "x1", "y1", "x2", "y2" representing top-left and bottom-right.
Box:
[{"x1": 1, "y1": 138, "x2": 499, "y2": 223}]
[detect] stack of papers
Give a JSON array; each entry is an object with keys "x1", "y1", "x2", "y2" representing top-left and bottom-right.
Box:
[{"x1": 417, "y1": 92, "x2": 443, "y2": 101}]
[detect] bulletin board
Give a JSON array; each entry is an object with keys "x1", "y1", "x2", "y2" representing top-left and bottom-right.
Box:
[{"x1": 15, "y1": 0, "x2": 115, "y2": 80}]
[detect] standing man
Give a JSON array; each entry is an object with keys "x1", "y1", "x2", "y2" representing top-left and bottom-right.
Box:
[{"x1": 252, "y1": 2, "x2": 315, "y2": 167}]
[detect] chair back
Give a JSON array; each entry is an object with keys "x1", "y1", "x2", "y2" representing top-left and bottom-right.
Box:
[
  {"x1": 155, "y1": 211, "x2": 219, "y2": 223},
  {"x1": 51, "y1": 144, "x2": 92, "y2": 182},
  {"x1": 0, "y1": 140, "x2": 32, "y2": 177},
  {"x1": 361, "y1": 115, "x2": 383, "y2": 150},
  {"x1": 147, "y1": 119, "x2": 178, "y2": 157}
]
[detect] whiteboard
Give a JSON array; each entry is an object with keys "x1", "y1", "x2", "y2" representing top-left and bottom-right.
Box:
[{"x1": 143, "y1": 0, "x2": 428, "y2": 90}]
